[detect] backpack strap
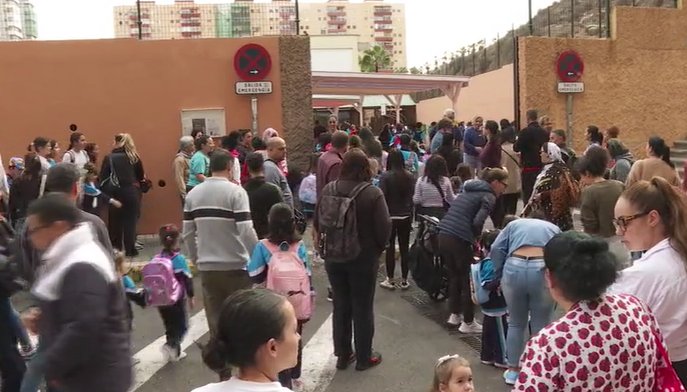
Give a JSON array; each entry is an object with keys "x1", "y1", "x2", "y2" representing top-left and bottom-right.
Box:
[
  {"x1": 347, "y1": 181, "x2": 371, "y2": 200},
  {"x1": 261, "y1": 239, "x2": 299, "y2": 255}
]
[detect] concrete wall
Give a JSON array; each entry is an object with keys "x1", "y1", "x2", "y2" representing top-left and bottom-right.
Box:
[
  {"x1": 416, "y1": 64, "x2": 514, "y2": 124},
  {"x1": 0, "y1": 36, "x2": 311, "y2": 233},
  {"x1": 310, "y1": 34, "x2": 360, "y2": 72},
  {"x1": 518, "y1": 3, "x2": 687, "y2": 155}
]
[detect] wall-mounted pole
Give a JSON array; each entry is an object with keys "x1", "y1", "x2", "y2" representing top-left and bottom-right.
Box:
[
  {"x1": 295, "y1": 0, "x2": 300, "y2": 35},
  {"x1": 598, "y1": 0, "x2": 603, "y2": 38},
  {"x1": 136, "y1": 0, "x2": 142, "y2": 40},
  {"x1": 528, "y1": 0, "x2": 534, "y2": 35},
  {"x1": 571, "y1": 0, "x2": 575, "y2": 38},
  {"x1": 606, "y1": 0, "x2": 611, "y2": 38}
]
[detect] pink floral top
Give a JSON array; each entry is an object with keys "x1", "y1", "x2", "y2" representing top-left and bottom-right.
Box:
[{"x1": 515, "y1": 294, "x2": 685, "y2": 392}]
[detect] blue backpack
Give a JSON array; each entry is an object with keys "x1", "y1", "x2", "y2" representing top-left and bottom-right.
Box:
[{"x1": 469, "y1": 261, "x2": 491, "y2": 305}]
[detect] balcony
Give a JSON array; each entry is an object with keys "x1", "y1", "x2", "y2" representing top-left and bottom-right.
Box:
[
  {"x1": 327, "y1": 28, "x2": 346, "y2": 34},
  {"x1": 375, "y1": 36, "x2": 393, "y2": 42},
  {"x1": 181, "y1": 21, "x2": 201, "y2": 27},
  {"x1": 374, "y1": 9, "x2": 392, "y2": 16},
  {"x1": 328, "y1": 18, "x2": 346, "y2": 26},
  {"x1": 181, "y1": 13, "x2": 201, "y2": 18},
  {"x1": 326, "y1": 10, "x2": 345, "y2": 17},
  {"x1": 374, "y1": 26, "x2": 392, "y2": 32}
]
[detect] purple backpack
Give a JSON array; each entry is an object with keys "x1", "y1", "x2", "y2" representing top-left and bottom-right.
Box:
[{"x1": 141, "y1": 254, "x2": 181, "y2": 307}]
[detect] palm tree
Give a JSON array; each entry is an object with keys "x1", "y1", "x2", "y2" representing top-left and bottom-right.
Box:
[{"x1": 359, "y1": 46, "x2": 392, "y2": 72}]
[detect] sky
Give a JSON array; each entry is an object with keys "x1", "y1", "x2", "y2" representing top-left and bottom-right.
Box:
[{"x1": 31, "y1": 0, "x2": 558, "y2": 68}]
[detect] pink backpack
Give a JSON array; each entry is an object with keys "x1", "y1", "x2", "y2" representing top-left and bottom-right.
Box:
[
  {"x1": 141, "y1": 254, "x2": 181, "y2": 307},
  {"x1": 263, "y1": 240, "x2": 312, "y2": 321}
]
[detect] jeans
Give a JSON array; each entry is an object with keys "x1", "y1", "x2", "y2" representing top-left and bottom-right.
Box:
[
  {"x1": 0, "y1": 298, "x2": 29, "y2": 348},
  {"x1": 158, "y1": 298, "x2": 188, "y2": 356},
  {"x1": 325, "y1": 255, "x2": 379, "y2": 363},
  {"x1": 20, "y1": 347, "x2": 44, "y2": 392},
  {"x1": 481, "y1": 314, "x2": 508, "y2": 365},
  {"x1": 438, "y1": 235, "x2": 474, "y2": 323},
  {"x1": 385, "y1": 218, "x2": 411, "y2": 280},
  {"x1": 501, "y1": 257, "x2": 554, "y2": 368},
  {"x1": 0, "y1": 296, "x2": 25, "y2": 392},
  {"x1": 108, "y1": 185, "x2": 141, "y2": 257},
  {"x1": 463, "y1": 153, "x2": 482, "y2": 172}
]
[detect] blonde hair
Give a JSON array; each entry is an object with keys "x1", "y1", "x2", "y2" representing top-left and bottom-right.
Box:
[
  {"x1": 113, "y1": 251, "x2": 127, "y2": 275},
  {"x1": 115, "y1": 133, "x2": 140, "y2": 164},
  {"x1": 430, "y1": 355, "x2": 471, "y2": 392}
]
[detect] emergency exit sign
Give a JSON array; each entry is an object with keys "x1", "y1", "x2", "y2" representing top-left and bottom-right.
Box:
[{"x1": 235, "y1": 81, "x2": 273, "y2": 95}]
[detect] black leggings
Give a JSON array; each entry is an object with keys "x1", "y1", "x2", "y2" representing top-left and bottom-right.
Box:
[
  {"x1": 438, "y1": 235, "x2": 474, "y2": 323},
  {"x1": 108, "y1": 185, "x2": 141, "y2": 257},
  {"x1": 385, "y1": 218, "x2": 412, "y2": 280}
]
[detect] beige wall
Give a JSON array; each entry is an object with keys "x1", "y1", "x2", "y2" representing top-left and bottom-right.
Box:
[
  {"x1": 518, "y1": 3, "x2": 687, "y2": 155},
  {"x1": 416, "y1": 64, "x2": 514, "y2": 124}
]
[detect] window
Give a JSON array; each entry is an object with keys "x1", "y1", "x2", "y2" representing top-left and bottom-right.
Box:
[
  {"x1": 347, "y1": 25, "x2": 350, "y2": 29},
  {"x1": 353, "y1": 25, "x2": 356, "y2": 29}
]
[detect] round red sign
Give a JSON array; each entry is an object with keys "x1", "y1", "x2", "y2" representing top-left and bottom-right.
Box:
[
  {"x1": 234, "y1": 44, "x2": 272, "y2": 82},
  {"x1": 556, "y1": 51, "x2": 584, "y2": 83}
]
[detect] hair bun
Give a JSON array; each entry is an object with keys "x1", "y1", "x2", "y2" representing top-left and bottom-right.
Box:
[{"x1": 573, "y1": 238, "x2": 608, "y2": 255}]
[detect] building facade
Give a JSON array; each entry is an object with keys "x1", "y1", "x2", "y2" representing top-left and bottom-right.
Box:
[
  {"x1": 0, "y1": 0, "x2": 36, "y2": 41},
  {"x1": 113, "y1": 0, "x2": 406, "y2": 68}
]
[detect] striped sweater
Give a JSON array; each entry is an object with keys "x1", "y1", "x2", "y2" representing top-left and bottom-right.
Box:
[
  {"x1": 412, "y1": 176, "x2": 455, "y2": 208},
  {"x1": 182, "y1": 177, "x2": 258, "y2": 271}
]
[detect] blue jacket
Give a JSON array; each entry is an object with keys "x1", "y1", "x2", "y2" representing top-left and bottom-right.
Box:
[
  {"x1": 463, "y1": 127, "x2": 487, "y2": 157},
  {"x1": 438, "y1": 180, "x2": 496, "y2": 243}
]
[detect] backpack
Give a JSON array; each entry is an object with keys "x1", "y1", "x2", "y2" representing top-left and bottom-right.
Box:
[
  {"x1": 141, "y1": 254, "x2": 181, "y2": 307},
  {"x1": 316, "y1": 181, "x2": 370, "y2": 263},
  {"x1": 263, "y1": 240, "x2": 312, "y2": 320},
  {"x1": 469, "y1": 261, "x2": 491, "y2": 305}
]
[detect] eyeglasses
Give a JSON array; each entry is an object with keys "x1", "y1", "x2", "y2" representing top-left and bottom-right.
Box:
[
  {"x1": 436, "y1": 354, "x2": 462, "y2": 368},
  {"x1": 499, "y1": 180, "x2": 508, "y2": 187},
  {"x1": 613, "y1": 211, "x2": 650, "y2": 232}
]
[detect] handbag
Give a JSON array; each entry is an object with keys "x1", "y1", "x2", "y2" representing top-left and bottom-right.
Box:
[
  {"x1": 100, "y1": 155, "x2": 120, "y2": 194},
  {"x1": 652, "y1": 329, "x2": 686, "y2": 391}
]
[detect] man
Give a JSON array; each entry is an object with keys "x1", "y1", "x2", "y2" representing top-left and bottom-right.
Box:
[
  {"x1": 514, "y1": 109, "x2": 549, "y2": 203},
  {"x1": 186, "y1": 134, "x2": 215, "y2": 192},
  {"x1": 183, "y1": 149, "x2": 257, "y2": 346},
  {"x1": 6, "y1": 157, "x2": 24, "y2": 189},
  {"x1": 430, "y1": 117, "x2": 455, "y2": 154},
  {"x1": 550, "y1": 129, "x2": 577, "y2": 168},
  {"x1": 243, "y1": 153, "x2": 283, "y2": 239},
  {"x1": 237, "y1": 129, "x2": 254, "y2": 164},
  {"x1": 316, "y1": 131, "x2": 349, "y2": 196},
  {"x1": 463, "y1": 116, "x2": 487, "y2": 171},
  {"x1": 263, "y1": 137, "x2": 293, "y2": 207},
  {"x1": 173, "y1": 136, "x2": 194, "y2": 207},
  {"x1": 26, "y1": 194, "x2": 131, "y2": 392}
]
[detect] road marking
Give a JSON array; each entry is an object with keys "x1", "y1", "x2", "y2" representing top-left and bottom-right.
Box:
[
  {"x1": 131, "y1": 310, "x2": 208, "y2": 391},
  {"x1": 300, "y1": 314, "x2": 336, "y2": 392},
  {"x1": 378, "y1": 313, "x2": 401, "y2": 326}
]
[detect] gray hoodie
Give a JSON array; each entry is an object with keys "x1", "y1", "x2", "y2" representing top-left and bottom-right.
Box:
[{"x1": 610, "y1": 152, "x2": 635, "y2": 184}]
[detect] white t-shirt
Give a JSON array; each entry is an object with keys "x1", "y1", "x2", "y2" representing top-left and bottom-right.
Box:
[
  {"x1": 62, "y1": 150, "x2": 90, "y2": 169},
  {"x1": 191, "y1": 378, "x2": 292, "y2": 392}
]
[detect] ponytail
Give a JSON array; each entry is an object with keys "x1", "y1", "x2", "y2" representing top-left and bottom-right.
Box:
[
  {"x1": 479, "y1": 167, "x2": 508, "y2": 183},
  {"x1": 648, "y1": 136, "x2": 674, "y2": 168}
]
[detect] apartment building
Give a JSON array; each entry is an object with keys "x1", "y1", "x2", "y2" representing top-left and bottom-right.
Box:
[
  {"x1": 113, "y1": 0, "x2": 406, "y2": 69},
  {"x1": 0, "y1": 0, "x2": 37, "y2": 41}
]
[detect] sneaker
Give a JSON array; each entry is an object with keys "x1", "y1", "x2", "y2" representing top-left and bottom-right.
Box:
[
  {"x1": 494, "y1": 362, "x2": 509, "y2": 369},
  {"x1": 135, "y1": 240, "x2": 144, "y2": 250},
  {"x1": 459, "y1": 321, "x2": 483, "y2": 334},
  {"x1": 160, "y1": 344, "x2": 173, "y2": 362},
  {"x1": 336, "y1": 352, "x2": 356, "y2": 370},
  {"x1": 504, "y1": 369, "x2": 519, "y2": 385},
  {"x1": 18, "y1": 344, "x2": 36, "y2": 360},
  {"x1": 379, "y1": 278, "x2": 396, "y2": 290},
  {"x1": 446, "y1": 313, "x2": 462, "y2": 326},
  {"x1": 480, "y1": 360, "x2": 494, "y2": 366},
  {"x1": 399, "y1": 280, "x2": 410, "y2": 290},
  {"x1": 355, "y1": 351, "x2": 383, "y2": 371},
  {"x1": 173, "y1": 351, "x2": 188, "y2": 362},
  {"x1": 327, "y1": 288, "x2": 333, "y2": 302}
]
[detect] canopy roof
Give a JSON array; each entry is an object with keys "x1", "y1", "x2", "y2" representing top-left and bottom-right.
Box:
[
  {"x1": 311, "y1": 71, "x2": 470, "y2": 96},
  {"x1": 312, "y1": 94, "x2": 416, "y2": 109}
]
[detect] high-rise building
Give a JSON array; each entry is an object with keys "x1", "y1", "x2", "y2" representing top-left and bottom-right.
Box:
[
  {"x1": 113, "y1": 0, "x2": 406, "y2": 69},
  {"x1": 0, "y1": 0, "x2": 36, "y2": 41}
]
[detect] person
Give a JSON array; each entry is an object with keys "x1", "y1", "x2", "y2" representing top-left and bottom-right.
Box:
[
  {"x1": 609, "y1": 177, "x2": 687, "y2": 385},
  {"x1": 194, "y1": 289, "x2": 299, "y2": 392},
  {"x1": 316, "y1": 131, "x2": 348, "y2": 196},
  {"x1": 314, "y1": 149, "x2": 391, "y2": 371},
  {"x1": 549, "y1": 129, "x2": 577, "y2": 168},
  {"x1": 514, "y1": 109, "x2": 549, "y2": 202},
  {"x1": 220, "y1": 132, "x2": 243, "y2": 184},
  {"x1": 379, "y1": 149, "x2": 415, "y2": 290},
  {"x1": 186, "y1": 134, "x2": 215, "y2": 192},
  {"x1": 100, "y1": 133, "x2": 146, "y2": 257},
  {"x1": 31, "y1": 137, "x2": 52, "y2": 173},
  {"x1": 413, "y1": 155, "x2": 454, "y2": 219},
  {"x1": 538, "y1": 115, "x2": 553, "y2": 135},
  {"x1": 584, "y1": 125, "x2": 604, "y2": 154},
  {"x1": 26, "y1": 193, "x2": 131, "y2": 392},
  {"x1": 155, "y1": 224, "x2": 194, "y2": 362},
  {"x1": 261, "y1": 128, "x2": 288, "y2": 176},
  {"x1": 606, "y1": 125, "x2": 621, "y2": 140},
  {"x1": 378, "y1": 124, "x2": 392, "y2": 151},
  {"x1": 9, "y1": 153, "x2": 43, "y2": 231},
  {"x1": 183, "y1": 149, "x2": 258, "y2": 378},
  {"x1": 264, "y1": 137, "x2": 294, "y2": 207},
  {"x1": 437, "y1": 167, "x2": 509, "y2": 331},
  {"x1": 476, "y1": 230, "x2": 508, "y2": 370},
  {"x1": 46, "y1": 140, "x2": 60, "y2": 167},
  {"x1": 116, "y1": 251, "x2": 145, "y2": 334},
  {"x1": 500, "y1": 126, "x2": 521, "y2": 216},
  {"x1": 358, "y1": 128, "x2": 384, "y2": 169},
  {"x1": 61, "y1": 132, "x2": 89, "y2": 170},
  {"x1": 429, "y1": 355, "x2": 475, "y2": 392},
  {"x1": 436, "y1": 132, "x2": 462, "y2": 176},
  {"x1": 237, "y1": 129, "x2": 254, "y2": 164},
  {"x1": 298, "y1": 154, "x2": 318, "y2": 220},
  {"x1": 515, "y1": 231, "x2": 686, "y2": 391},
  {"x1": 479, "y1": 120, "x2": 502, "y2": 169},
  {"x1": 522, "y1": 142, "x2": 579, "y2": 231},
  {"x1": 243, "y1": 153, "x2": 284, "y2": 239},
  {"x1": 84, "y1": 142, "x2": 99, "y2": 164},
  {"x1": 606, "y1": 138, "x2": 634, "y2": 183},
  {"x1": 313, "y1": 120, "x2": 328, "y2": 141},
  {"x1": 326, "y1": 115, "x2": 339, "y2": 134},
  {"x1": 462, "y1": 116, "x2": 486, "y2": 171},
  {"x1": 247, "y1": 203, "x2": 311, "y2": 390},
  {"x1": 430, "y1": 118, "x2": 455, "y2": 155},
  {"x1": 349, "y1": 135, "x2": 362, "y2": 150},
  {"x1": 576, "y1": 148, "x2": 628, "y2": 268},
  {"x1": 488, "y1": 217, "x2": 561, "y2": 385},
  {"x1": 626, "y1": 135, "x2": 680, "y2": 187},
  {"x1": 191, "y1": 129, "x2": 205, "y2": 140},
  {"x1": 6, "y1": 157, "x2": 24, "y2": 189},
  {"x1": 399, "y1": 134, "x2": 419, "y2": 176},
  {"x1": 173, "y1": 135, "x2": 194, "y2": 207},
  {"x1": 455, "y1": 164, "x2": 474, "y2": 193},
  {"x1": 81, "y1": 162, "x2": 123, "y2": 215},
  {"x1": 0, "y1": 238, "x2": 26, "y2": 392}
]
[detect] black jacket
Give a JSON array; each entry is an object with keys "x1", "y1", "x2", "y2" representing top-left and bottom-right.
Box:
[
  {"x1": 243, "y1": 177, "x2": 283, "y2": 239},
  {"x1": 438, "y1": 180, "x2": 496, "y2": 243},
  {"x1": 514, "y1": 122, "x2": 549, "y2": 169},
  {"x1": 100, "y1": 148, "x2": 144, "y2": 188},
  {"x1": 379, "y1": 169, "x2": 415, "y2": 218}
]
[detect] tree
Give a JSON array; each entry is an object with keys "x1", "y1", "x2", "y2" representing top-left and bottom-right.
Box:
[
  {"x1": 394, "y1": 67, "x2": 409, "y2": 74},
  {"x1": 359, "y1": 46, "x2": 391, "y2": 72},
  {"x1": 409, "y1": 66, "x2": 422, "y2": 75}
]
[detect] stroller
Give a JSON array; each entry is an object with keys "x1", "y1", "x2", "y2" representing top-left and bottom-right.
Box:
[{"x1": 408, "y1": 214, "x2": 449, "y2": 301}]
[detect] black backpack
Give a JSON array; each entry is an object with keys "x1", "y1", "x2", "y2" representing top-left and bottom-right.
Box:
[{"x1": 316, "y1": 181, "x2": 369, "y2": 263}]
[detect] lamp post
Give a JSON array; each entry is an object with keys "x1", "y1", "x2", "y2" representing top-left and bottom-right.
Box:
[
  {"x1": 295, "y1": 0, "x2": 300, "y2": 35},
  {"x1": 136, "y1": 0, "x2": 142, "y2": 40}
]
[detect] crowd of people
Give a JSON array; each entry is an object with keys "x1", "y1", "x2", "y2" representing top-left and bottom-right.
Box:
[{"x1": 1, "y1": 107, "x2": 687, "y2": 392}]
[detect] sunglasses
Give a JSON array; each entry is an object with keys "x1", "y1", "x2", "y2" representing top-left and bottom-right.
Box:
[{"x1": 613, "y1": 211, "x2": 649, "y2": 232}]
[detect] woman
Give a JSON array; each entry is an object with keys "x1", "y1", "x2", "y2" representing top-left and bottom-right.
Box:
[
  {"x1": 500, "y1": 126, "x2": 521, "y2": 216},
  {"x1": 194, "y1": 289, "x2": 298, "y2": 392},
  {"x1": 479, "y1": 120, "x2": 502, "y2": 169},
  {"x1": 187, "y1": 135, "x2": 215, "y2": 192},
  {"x1": 85, "y1": 142, "x2": 99, "y2": 163},
  {"x1": 62, "y1": 132, "x2": 90, "y2": 169},
  {"x1": 515, "y1": 231, "x2": 685, "y2": 391},
  {"x1": 358, "y1": 127, "x2": 385, "y2": 170},
  {"x1": 398, "y1": 134, "x2": 419, "y2": 176},
  {"x1": 606, "y1": 138, "x2": 634, "y2": 183},
  {"x1": 436, "y1": 132, "x2": 461, "y2": 176},
  {"x1": 626, "y1": 136, "x2": 679, "y2": 187},
  {"x1": 489, "y1": 217, "x2": 561, "y2": 385},
  {"x1": 522, "y1": 142, "x2": 579, "y2": 231},
  {"x1": 437, "y1": 167, "x2": 509, "y2": 331},
  {"x1": 47, "y1": 140, "x2": 60, "y2": 167},
  {"x1": 314, "y1": 149, "x2": 391, "y2": 371},
  {"x1": 610, "y1": 177, "x2": 687, "y2": 385},
  {"x1": 379, "y1": 150, "x2": 415, "y2": 291},
  {"x1": 32, "y1": 137, "x2": 52, "y2": 173},
  {"x1": 413, "y1": 155, "x2": 454, "y2": 219},
  {"x1": 101, "y1": 133, "x2": 145, "y2": 257},
  {"x1": 8, "y1": 153, "x2": 42, "y2": 231},
  {"x1": 576, "y1": 148, "x2": 628, "y2": 268},
  {"x1": 378, "y1": 124, "x2": 392, "y2": 151},
  {"x1": 538, "y1": 115, "x2": 553, "y2": 134}
]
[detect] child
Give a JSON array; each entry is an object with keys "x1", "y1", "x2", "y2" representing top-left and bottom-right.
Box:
[
  {"x1": 299, "y1": 154, "x2": 318, "y2": 219},
  {"x1": 450, "y1": 176, "x2": 462, "y2": 195},
  {"x1": 430, "y1": 355, "x2": 475, "y2": 392},
  {"x1": 369, "y1": 158, "x2": 381, "y2": 187},
  {"x1": 156, "y1": 225, "x2": 194, "y2": 361},
  {"x1": 82, "y1": 163, "x2": 122, "y2": 215},
  {"x1": 247, "y1": 203, "x2": 311, "y2": 390},
  {"x1": 455, "y1": 164, "x2": 474, "y2": 193},
  {"x1": 115, "y1": 252, "x2": 146, "y2": 331},
  {"x1": 476, "y1": 230, "x2": 508, "y2": 369}
]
